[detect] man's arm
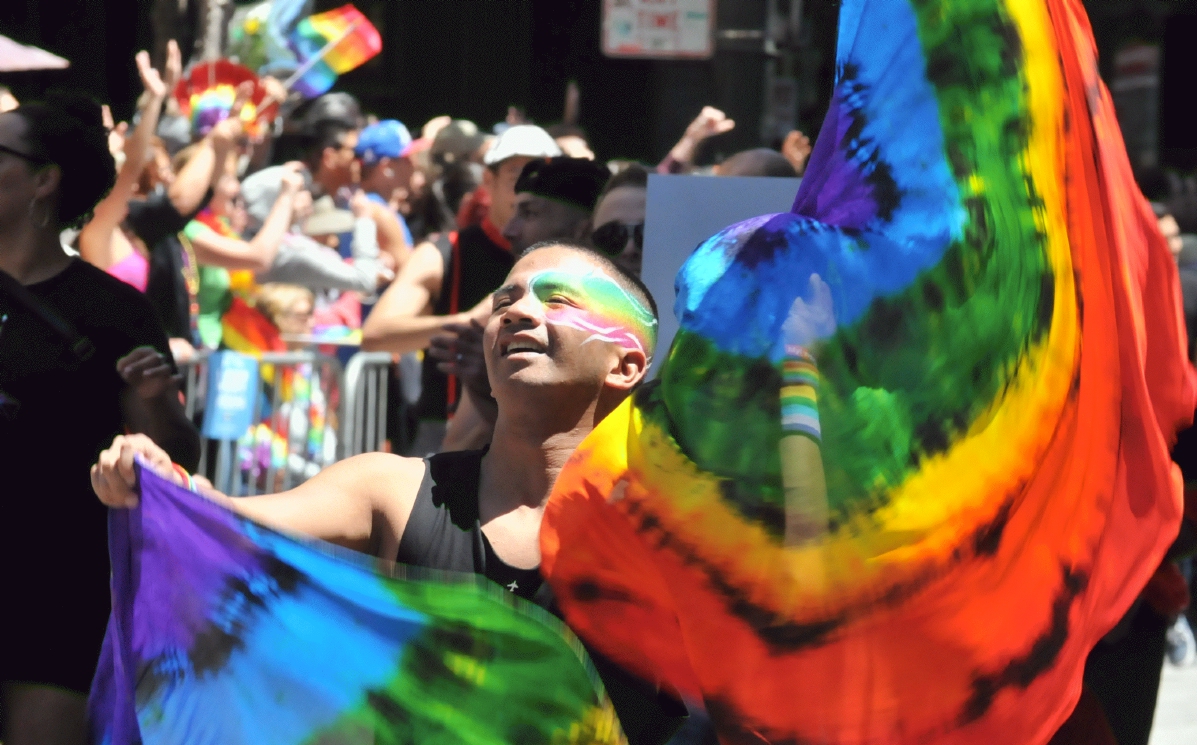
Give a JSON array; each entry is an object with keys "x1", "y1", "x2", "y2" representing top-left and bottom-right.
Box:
[
  {"x1": 365, "y1": 199, "x2": 412, "y2": 269},
  {"x1": 360, "y1": 241, "x2": 453, "y2": 354},
  {"x1": 92, "y1": 434, "x2": 426, "y2": 559}
]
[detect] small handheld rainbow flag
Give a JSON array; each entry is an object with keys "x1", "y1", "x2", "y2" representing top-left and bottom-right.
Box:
[{"x1": 287, "y1": 4, "x2": 382, "y2": 98}]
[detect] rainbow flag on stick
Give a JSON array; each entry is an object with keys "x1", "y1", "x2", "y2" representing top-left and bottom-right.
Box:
[{"x1": 287, "y1": 4, "x2": 381, "y2": 98}]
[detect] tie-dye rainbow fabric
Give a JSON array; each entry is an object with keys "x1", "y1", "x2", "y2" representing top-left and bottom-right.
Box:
[
  {"x1": 541, "y1": 0, "x2": 1196, "y2": 742},
  {"x1": 88, "y1": 466, "x2": 624, "y2": 745}
]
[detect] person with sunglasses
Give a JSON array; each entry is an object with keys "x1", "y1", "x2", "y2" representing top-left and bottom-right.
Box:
[
  {"x1": 589, "y1": 164, "x2": 647, "y2": 277},
  {"x1": 0, "y1": 91, "x2": 199, "y2": 745},
  {"x1": 501, "y1": 156, "x2": 611, "y2": 256}
]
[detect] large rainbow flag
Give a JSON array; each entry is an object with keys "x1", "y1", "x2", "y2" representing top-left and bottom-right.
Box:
[
  {"x1": 88, "y1": 465, "x2": 624, "y2": 744},
  {"x1": 541, "y1": 0, "x2": 1197, "y2": 742},
  {"x1": 288, "y1": 4, "x2": 382, "y2": 98}
]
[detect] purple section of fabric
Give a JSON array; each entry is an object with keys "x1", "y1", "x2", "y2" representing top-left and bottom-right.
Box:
[
  {"x1": 88, "y1": 465, "x2": 264, "y2": 744},
  {"x1": 130, "y1": 467, "x2": 264, "y2": 658},
  {"x1": 790, "y1": 93, "x2": 879, "y2": 229}
]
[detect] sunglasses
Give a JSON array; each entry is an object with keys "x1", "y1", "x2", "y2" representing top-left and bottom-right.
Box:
[
  {"x1": 0, "y1": 142, "x2": 48, "y2": 165},
  {"x1": 590, "y1": 221, "x2": 644, "y2": 257}
]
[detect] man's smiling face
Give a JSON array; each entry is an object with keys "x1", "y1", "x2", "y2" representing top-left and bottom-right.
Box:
[{"x1": 484, "y1": 245, "x2": 656, "y2": 400}]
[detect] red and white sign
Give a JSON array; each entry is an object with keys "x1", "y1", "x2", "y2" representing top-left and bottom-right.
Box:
[{"x1": 602, "y1": 0, "x2": 715, "y2": 60}]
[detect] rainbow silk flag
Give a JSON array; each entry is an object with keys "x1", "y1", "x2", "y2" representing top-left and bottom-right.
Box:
[
  {"x1": 540, "y1": 0, "x2": 1197, "y2": 743},
  {"x1": 88, "y1": 465, "x2": 624, "y2": 744},
  {"x1": 288, "y1": 4, "x2": 382, "y2": 98}
]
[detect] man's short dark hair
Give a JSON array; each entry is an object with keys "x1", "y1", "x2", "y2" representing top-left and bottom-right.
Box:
[
  {"x1": 522, "y1": 240, "x2": 658, "y2": 323},
  {"x1": 718, "y1": 148, "x2": 797, "y2": 178},
  {"x1": 302, "y1": 121, "x2": 355, "y2": 171},
  {"x1": 596, "y1": 163, "x2": 648, "y2": 207}
]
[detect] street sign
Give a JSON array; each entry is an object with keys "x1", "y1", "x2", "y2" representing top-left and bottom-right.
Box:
[
  {"x1": 202, "y1": 351, "x2": 260, "y2": 441},
  {"x1": 602, "y1": 0, "x2": 715, "y2": 60}
]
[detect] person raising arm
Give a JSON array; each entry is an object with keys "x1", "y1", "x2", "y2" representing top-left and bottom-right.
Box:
[{"x1": 78, "y1": 41, "x2": 181, "y2": 277}]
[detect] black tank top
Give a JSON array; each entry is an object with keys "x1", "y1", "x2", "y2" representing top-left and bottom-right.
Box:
[
  {"x1": 395, "y1": 450, "x2": 689, "y2": 745},
  {"x1": 396, "y1": 449, "x2": 545, "y2": 601}
]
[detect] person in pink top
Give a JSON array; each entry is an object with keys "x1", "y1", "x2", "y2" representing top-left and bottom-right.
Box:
[{"x1": 77, "y1": 41, "x2": 181, "y2": 293}]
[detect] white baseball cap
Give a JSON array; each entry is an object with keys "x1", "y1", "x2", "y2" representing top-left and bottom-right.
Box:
[{"x1": 483, "y1": 124, "x2": 562, "y2": 166}]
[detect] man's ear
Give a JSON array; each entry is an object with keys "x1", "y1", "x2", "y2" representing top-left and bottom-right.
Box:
[
  {"x1": 482, "y1": 166, "x2": 497, "y2": 191},
  {"x1": 33, "y1": 164, "x2": 61, "y2": 201},
  {"x1": 605, "y1": 347, "x2": 648, "y2": 392},
  {"x1": 321, "y1": 146, "x2": 337, "y2": 173}
]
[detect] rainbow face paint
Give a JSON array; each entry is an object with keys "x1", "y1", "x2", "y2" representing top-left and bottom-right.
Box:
[{"x1": 527, "y1": 269, "x2": 657, "y2": 360}]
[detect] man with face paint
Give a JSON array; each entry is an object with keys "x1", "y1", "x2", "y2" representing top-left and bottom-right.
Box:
[{"x1": 91, "y1": 242, "x2": 687, "y2": 744}]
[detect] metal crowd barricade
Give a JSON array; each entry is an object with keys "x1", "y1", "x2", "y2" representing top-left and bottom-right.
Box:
[
  {"x1": 340, "y1": 351, "x2": 394, "y2": 458},
  {"x1": 178, "y1": 349, "x2": 394, "y2": 494}
]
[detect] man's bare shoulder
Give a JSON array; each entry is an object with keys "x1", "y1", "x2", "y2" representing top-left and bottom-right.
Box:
[{"x1": 339, "y1": 452, "x2": 427, "y2": 495}]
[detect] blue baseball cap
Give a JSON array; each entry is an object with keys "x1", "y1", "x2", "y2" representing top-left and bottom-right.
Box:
[{"x1": 355, "y1": 120, "x2": 414, "y2": 165}]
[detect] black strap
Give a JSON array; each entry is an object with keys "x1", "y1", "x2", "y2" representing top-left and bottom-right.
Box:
[
  {"x1": 433, "y1": 233, "x2": 454, "y2": 306},
  {"x1": 0, "y1": 265, "x2": 94, "y2": 364}
]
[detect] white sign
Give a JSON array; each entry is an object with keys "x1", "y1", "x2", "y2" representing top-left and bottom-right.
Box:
[
  {"x1": 602, "y1": 0, "x2": 715, "y2": 59},
  {"x1": 642, "y1": 173, "x2": 803, "y2": 374}
]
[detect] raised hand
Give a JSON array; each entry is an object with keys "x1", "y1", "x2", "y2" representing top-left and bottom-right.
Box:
[
  {"x1": 683, "y1": 106, "x2": 735, "y2": 143},
  {"x1": 279, "y1": 161, "x2": 307, "y2": 194},
  {"x1": 136, "y1": 50, "x2": 168, "y2": 100},
  {"x1": 107, "y1": 120, "x2": 128, "y2": 160},
  {"x1": 163, "y1": 39, "x2": 182, "y2": 93},
  {"x1": 782, "y1": 130, "x2": 812, "y2": 176},
  {"x1": 669, "y1": 106, "x2": 735, "y2": 166}
]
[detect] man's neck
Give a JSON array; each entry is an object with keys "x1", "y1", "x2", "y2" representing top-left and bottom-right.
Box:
[
  {"x1": 0, "y1": 225, "x2": 71, "y2": 285},
  {"x1": 480, "y1": 397, "x2": 601, "y2": 514}
]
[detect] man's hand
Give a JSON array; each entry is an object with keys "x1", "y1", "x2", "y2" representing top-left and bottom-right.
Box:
[
  {"x1": 429, "y1": 320, "x2": 489, "y2": 399},
  {"x1": 117, "y1": 346, "x2": 176, "y2": 400},
  {"x1": 279, "y1": 161, "x2": 307, "y2": 195},
  {"x1": 670, "y1": 106, "x2": 735, "y2": 165},
  {"x1": 90, "y1": 434, "x2": 179, "y2": 509}
]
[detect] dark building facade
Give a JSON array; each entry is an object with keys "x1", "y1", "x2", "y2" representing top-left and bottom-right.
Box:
[{"x1": 0, "y1": 0, "x2": 1192, "y2": 168}]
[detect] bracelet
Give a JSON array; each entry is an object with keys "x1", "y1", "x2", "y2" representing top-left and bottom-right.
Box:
[
  {"x1": 171, "y1": 462, "x2": 198, "y2": 493},
  {"x1": 781, "y1": 345, "x2": 821, "y2": 442}
]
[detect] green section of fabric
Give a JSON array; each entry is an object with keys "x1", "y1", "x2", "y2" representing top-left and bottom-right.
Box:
[
  {"x1": 652, "y1": 0, "x2": 1053, "y2": 533},
  {"x1": 813, "y1": 0, "x2": 1052, "y2": 518},
  {"x1": 304, "y1": 579, "x2": 617, "y2": 745}
]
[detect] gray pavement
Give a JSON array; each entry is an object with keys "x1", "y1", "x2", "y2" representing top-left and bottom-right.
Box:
[{"x1": 1148, "y1": 661, "x2": 1197, "y2": 745}]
